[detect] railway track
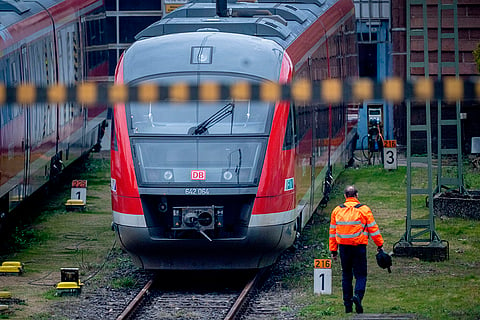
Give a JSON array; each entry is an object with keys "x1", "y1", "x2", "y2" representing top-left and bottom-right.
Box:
[{"x1": 116, "y1": 269, "x2": 266, "y2": 320}]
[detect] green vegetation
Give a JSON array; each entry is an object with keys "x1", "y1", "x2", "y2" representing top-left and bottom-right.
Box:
[
  {"x1": 290, "y1": 164, "x2": 480, "y2": 319},
  {"x1": 0, "y1": 153, "x2": 123, "y2": 319},
  {"x1": 474, "y1": 42, "x2": 480, "y2": 73},
  {"x1": 111, "y1": 276, "x2": 138, "y2": 289}
]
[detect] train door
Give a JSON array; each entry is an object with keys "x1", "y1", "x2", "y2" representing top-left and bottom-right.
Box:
[
  {"x1": 20, "y1": 45, "x2": 32, "y2": 198},
  {"x1": 311, "y1": 105, "x2": 324, "y2": 210},
  {"x1": 2, "y1": 54, "x2": 25, "y2": 210},
  {"x1": 57, "y1": 24, "x2": 84, "y2": 166},
  {"x1": 310, "y1": 105, "x2": 317, "y2": 214},
  {"x1": 295, "y1": 103, "x2": 315, "y2": 228}
]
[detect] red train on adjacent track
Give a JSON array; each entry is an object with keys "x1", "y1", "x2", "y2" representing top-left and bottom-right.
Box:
[
  {"x1": 0, "y1": 0, "x2": 108, "y2": 225},
  {"x1": 111, "y1": 0, "x2": 359, "y2": 270}
]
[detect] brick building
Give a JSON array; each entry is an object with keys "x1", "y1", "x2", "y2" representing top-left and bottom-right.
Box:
[{"x1": 391, "y1": 0, "x2": 480, "y2": 152}]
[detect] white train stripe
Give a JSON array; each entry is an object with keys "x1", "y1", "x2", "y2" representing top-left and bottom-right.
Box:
[
  {"x1": 113, "y1": 210, "x2": 147, "y2": 227},
  {"x1": 249, "y1": 209, "x2": 297, "y2": 227}
]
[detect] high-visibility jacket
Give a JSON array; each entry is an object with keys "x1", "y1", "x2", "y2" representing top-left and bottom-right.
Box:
[{"x1": 329, "y1": 197, "x2": 384, "y2": 252}]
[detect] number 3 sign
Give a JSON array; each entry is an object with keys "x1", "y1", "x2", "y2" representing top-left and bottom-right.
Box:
[
  {"x1": 383, "y1": 140, "x2": 397, "y2": 170},
  {"x1": 314, "y1": 259, "x2": 332, "y2": 294}
]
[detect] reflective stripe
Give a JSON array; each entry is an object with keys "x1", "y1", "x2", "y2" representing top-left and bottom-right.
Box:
[
  {"x1": 330, "y1": 224, "x2": 337, "y2": 229},
  {"x1": 337, "y1": 221, "x2": 363, "y2": 226},
  {"x1": 366, "y1": 221, "x2": 377, "y2": 228},
  {"x1": 329, "y1": 234, "x2": 336, "y2": 238},
  {"x1": 370, "y1": 230, "x2": 381, "y2": 236},
  {"x1": 337, "y1": 231, "x2": 363, "y2": 239}
]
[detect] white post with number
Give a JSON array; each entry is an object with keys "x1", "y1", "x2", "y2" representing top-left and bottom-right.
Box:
[
  {"x1": 314, "y1": 259, "x2": 332, "y2": 294},
  {"x1": 383, "y1": 140, "x2": 398, "y2": 170},
  {"x1": 71, "y1": 180, "x2": 87, "y2": 204}
]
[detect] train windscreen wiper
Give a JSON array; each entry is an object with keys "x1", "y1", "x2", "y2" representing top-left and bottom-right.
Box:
[
  {"x1": 189, "y1": 102, "x2": 235, "y2": 135},
  {"x1": 227, "y1": 148, "x2": 242, "y2": 184}
]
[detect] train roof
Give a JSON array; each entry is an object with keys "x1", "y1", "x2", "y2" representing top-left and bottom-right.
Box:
[
  {"x1": 0, "y1": 0, "x2": 40, "y2": 30},
  {"x1": 0, "y1": 0, "x2": 103, "y2": 51},
  {"x1": 0, "y1": 0, "x2": 74, "y2": 27},
  {"x1": 135, "y1": 0, "x2": 341, "y2": 49},
  {"x1": 122, "y1": 31, "x2": 284, "y2": 83}
]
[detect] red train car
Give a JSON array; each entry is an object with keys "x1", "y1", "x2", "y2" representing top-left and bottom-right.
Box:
[
  {"x1": 0, "y1": 0, "x2": 108, "y2": 222},
  {"x1": 111, "y1": 0, "x2": 359, "y2": 270}
]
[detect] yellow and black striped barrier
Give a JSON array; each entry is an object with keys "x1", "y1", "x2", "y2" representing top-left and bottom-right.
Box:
[{"x1": 1, "y1": 77, "x2": 479, "y2": 105}]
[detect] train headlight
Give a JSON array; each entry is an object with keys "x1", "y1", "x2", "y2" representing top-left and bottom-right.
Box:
[
  {"x1": 158, "y1": 196, "x2": 168, "y2": 213},
  {"x1": 222, "y1": 170, "x2": 233, "y2": 181},
  {"x1": 158, "y1": 202, "x2": 167, "y2": 212},
  {"x1": 163, "y1": 170, "x2": 174, "y2": 181}
]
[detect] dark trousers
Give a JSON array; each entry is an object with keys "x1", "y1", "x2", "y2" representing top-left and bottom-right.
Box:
[{"x1": 339, "y1": 244, "x2": 367, "y2": 307}]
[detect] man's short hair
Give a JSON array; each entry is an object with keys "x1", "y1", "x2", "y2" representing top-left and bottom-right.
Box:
[{"x1": 344, "y1": 185, "x2": 358, "y2": 198}]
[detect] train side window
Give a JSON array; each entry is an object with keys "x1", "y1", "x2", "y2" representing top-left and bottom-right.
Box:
[
  {"x1": 315, "y1": 105, "x2": 327, "y2": 140},
  {"x1": 21, "y1": 45, "x2": 28, "y2": 82},
  {"x1": 111, "y1": 117, "x2": 118, "y2": 151},
  {"x1": 47, "y1": 41, "x2": 55, "y2": 84},
  {"x1": 0, "y1": 66, "x2": 5, "y2": 91},
  {"x1": 331, "y1": 104, "x2": 345, "y2": 139},
  {"x1": 10, "y1": 60, "x2": 18, "y2": 84},
  {"x1": 295, "y1": 103, "x2": 312, "y2": 143},
  {"x1": 283, "y1": 103, "x2": 296, "y2": 150}
]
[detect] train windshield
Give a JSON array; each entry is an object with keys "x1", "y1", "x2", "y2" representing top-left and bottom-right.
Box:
[
  {"x1": 130, "y1": 100, "x2": 271, "y2": 135},
  {"x1": 127, "y1": 74, "x2": 273, "y2": 187},
  {"x1": 127, "y1": 75, "x2": 273, "y2": 136}
]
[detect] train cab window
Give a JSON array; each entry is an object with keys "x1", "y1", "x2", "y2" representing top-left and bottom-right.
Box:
[
  {"x1": 129, "y1": 99, "x2": 272, "y2": 135},
  {"x1": 127, "y1": 75, "x2": 273, "y2": 136}
]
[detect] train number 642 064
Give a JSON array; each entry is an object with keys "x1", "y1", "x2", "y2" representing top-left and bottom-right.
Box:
[{"x1": 184, "y1": 188, "x2": 210, "y2": 195}]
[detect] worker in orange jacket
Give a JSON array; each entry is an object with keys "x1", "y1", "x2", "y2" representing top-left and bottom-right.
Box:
[{"x1": 329, "y1": 185, "x2": 384, "y2": 314}]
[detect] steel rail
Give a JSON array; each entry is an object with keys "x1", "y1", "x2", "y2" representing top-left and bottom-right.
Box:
[
  {"x1": 224, "y1": 270, "x2": 263, "y2": 320},
  {"x1": 116, "y1": 279, "x2": 153, "y2": 320}
]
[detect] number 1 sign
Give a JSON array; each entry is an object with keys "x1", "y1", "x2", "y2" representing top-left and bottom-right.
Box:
[
  {"x1": 314, "y1": 259, "x2": 332, "y2": 294},
  {"x1": 71, "y1": 180, "x2": 87, "y2": 204}
]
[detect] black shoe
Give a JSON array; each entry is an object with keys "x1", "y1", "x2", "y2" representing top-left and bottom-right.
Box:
[
  {"x1": 345, "y1": 305, "x2": 353, "y2": 313},
  {"x1": 353, "y1": 295, "x2": 363, "y2": 314}
]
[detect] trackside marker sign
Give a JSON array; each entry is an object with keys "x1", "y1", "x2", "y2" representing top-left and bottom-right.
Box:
[{"x1": 314, "y1": 259, "x2": 332, "y2": 294}]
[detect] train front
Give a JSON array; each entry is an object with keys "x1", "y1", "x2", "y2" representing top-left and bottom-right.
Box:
[{"x1": 111, "y1": 32, "x2": 296, "y2": 269}]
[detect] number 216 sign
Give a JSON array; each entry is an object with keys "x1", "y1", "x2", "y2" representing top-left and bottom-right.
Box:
[{"x1": 314, "y1": 259, "x2": 332, "y2": 294}]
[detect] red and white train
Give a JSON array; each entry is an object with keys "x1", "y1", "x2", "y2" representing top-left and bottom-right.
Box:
[
  {"x1": 111, "y1": 0, "x2": 359, "y2": 269},
  {"x1": 0, "y1": 0, "x2": 108, "y2": 224}
]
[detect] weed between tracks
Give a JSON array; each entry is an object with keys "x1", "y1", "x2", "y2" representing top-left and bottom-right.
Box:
[{"x1": 288, "y1": 163, "x2": 480, "y2": 320}]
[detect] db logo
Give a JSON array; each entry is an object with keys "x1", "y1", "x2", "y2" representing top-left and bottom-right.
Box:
[{"x1": 191, "y1": 170, "x2": 206, "y2": 180}]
